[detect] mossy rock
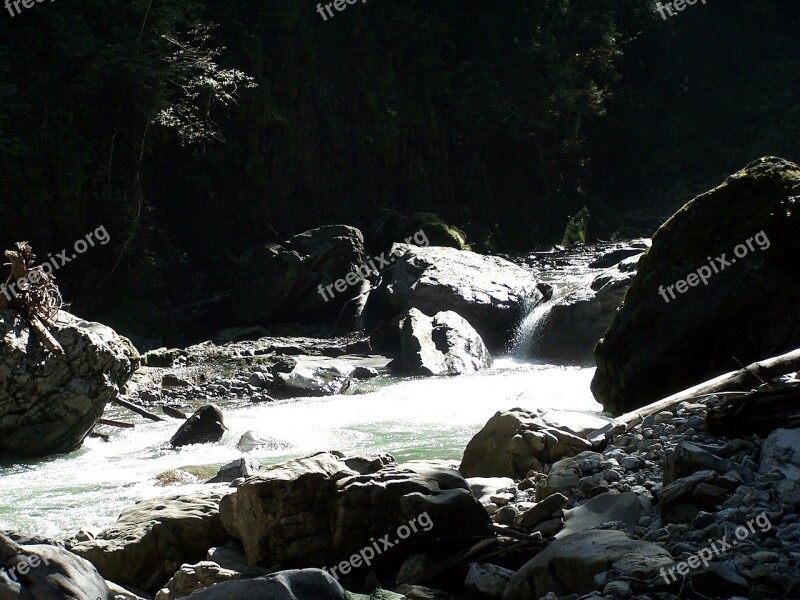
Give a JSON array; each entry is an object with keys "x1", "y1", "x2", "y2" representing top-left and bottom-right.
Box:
[
  {"x1": 405, "y1": 212, "x2": 471, "y2": 250},
  {"x1": 592, "y1": 156, "x2": 800, "y2": 414}
]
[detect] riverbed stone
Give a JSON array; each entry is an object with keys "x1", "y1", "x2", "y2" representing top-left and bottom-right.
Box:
[
  {"x1": 382, "y1": 244, "x2": 540, "y2": 350},
  {"x1": 170, "y1": 404, "x2": 226, "y2": 447},
  {"x1": 460, "y1": 409, "x2": 595, "y2": 479},
  {"x1": 593, "y1": 157, "x2": 800, "y2": 414},
  {"x1": 760, "y1": 428, "x2": 800, "y2": 480},
  {"x1": 557, "y1": 492, "x2": 652, "y2": 538},
  {"x1": 154, "y1": 561, "x2": 243, "y2": 600},
  {"x1": 219, "y1": 452, "x2": 490, "y2": 575},
  {"x1": 180, "y1": 568, "x2": 345, "y2": 600},
  {"x1": 270, "y1": 356, "x2": 356, "y2": 397},
  {"x1": 0, "y1": 311, "x2": 138, "y2": 458},
  {"x1": 502, "y1": 529, "x2": 672, "y2": 599},
  {"x1": 465, "y1": 563, "x2": 515, "y2": 599},
  {"x1": 395, "y1": 308, "x2": 492, "y2": 376},
  {"x1": 72, "y1": 490, "x2": 232, "y2": 594},
  {"x1": 0, "y1": 534, "x2": 111, "y2": 600}
]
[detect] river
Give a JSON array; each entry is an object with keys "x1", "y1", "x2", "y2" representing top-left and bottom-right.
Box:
[{"x1": 0, "y1": 358, "x2": 599, "y2": 539}]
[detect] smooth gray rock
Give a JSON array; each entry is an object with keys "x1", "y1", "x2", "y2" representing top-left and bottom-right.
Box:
[
  {"x1": 0, "y1": 534, "x2": 111, "y2": 600},
  {"x1": 395, "y1": 309, "x2": 492, "y2": 376},
  {"x1": 760, "y1": 428, "x2": 800, "y2": 480},
  {"x1": 502, "y1": 530, "x2": 672, "y2": 599},
  {"x1": 271, "y1": 356, "x2": 355, "y2": 397},
  {"x1": 72, "y1": 490, "x2": 232, "y2": 594},
  {"x1": 207, "y1": 457, "x2": 261, "y2": 484},
  {"x1": 557, "y1": 492, "x2": 652, "y2": 538},
  {"x1": 517, "y1": 494, "x2": 568, "y2": 530},
  {"x1": 465, "y1": 563, "x2": 515, "y2": 599},
  {"x1": 384, "y1": 244, "x2": 540, "y2": 349},
  {"x1": 0, "y1": 311, "x2": 138, "y2": 458}
]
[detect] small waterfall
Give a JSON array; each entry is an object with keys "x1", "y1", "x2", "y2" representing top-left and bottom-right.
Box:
[{"x1": 511, "y1": 295, "x2": 556, "y2": 359}]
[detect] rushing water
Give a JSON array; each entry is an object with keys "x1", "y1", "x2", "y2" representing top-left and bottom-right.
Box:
[{"x1": 0, "y1": 358, "x2": 599, "y2": 538}]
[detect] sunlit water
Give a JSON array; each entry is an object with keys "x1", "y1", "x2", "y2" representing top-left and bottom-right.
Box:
[{"x1": 0, "y1": 358, "x2": 600, "y2": 538}]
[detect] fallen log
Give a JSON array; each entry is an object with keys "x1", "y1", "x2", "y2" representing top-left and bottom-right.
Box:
[
  {"x1": 162, "y1": 405, "x2": 188, "y2": 420},
  {"x1": 98, "y1": 418, "x2": 135, "y2": 429},
  {"x1": 616, "y1": 347, "x2": 800, "y2": 430},
  {"x1": 705, "y1": 386, "x2": 800, "y2": 436},
  {"x1": 112, "y1": 397, "x2": 164, "y2": 422}
]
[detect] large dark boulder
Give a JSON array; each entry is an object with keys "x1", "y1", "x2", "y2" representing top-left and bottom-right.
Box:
[
  {"x1": 382, "y1": 245, "x2": 540, "y2": 350},
  {"x1": 170, "y1": 404, "x2": 226, "y2": 447},
  {"x1": 0, "y1": 311, "x2": 139, "y2": 459},
  {"x1": 231, "y1": 225, "x2": 367, "y2": 325},
  {"x1": 592, "y1": 157, "x2": 800, "y2": 414}
]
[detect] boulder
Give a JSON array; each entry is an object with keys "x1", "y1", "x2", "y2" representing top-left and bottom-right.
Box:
[
  {"x1": 170, "y1": 404, "x2": 226, "y2": 447},
  {"x1": 181, "y1": 569, "x2": 345, "y2": 600},
  {"x1": 502, "y1": 530, "x2": 672, "y2": 599},
  {"x1": 71, "y1": 490, "x2": 232, "y2": 594},
  {"x1": 0, "y1": 311, "x2": 138, "y2": 458},
  {"x1": 231, "y1": 225, "x2": 368, "y2": 325},
  {"x1": 270, "y1": 356, "x2": 355, "y2": 397},
  {"x1": 657, "y1": 470, "x2": 737, "y2": 523},
  {"x1": 593, "y1": 157, "x2": 800, "y2": 414},
  {"x1": 154, "y1": 561, "x2": 243, "y2": 600},
  {"x1": 382, "y1": 245, "x2": 540, "y2": 349},
  {"x1": 0, "y1": 534, "x2": 111, "y2": 599},
  {"x1": 538, "y1": 452, "x2": 605, "y2": 500},
  {"x1": 220, "y1": 452, "x2": 490, "y2": 576},
  {"x1": 466, "y1": 478, "x2": 516, "y2": 506},
  {"x1": 464, "y1": 563, "x2": 515, "y2": 599},
  {"x1": 207, "y1": 457, "x2": 261, "y2": 484},
  {"x1": 557, "y1": 492, "x2": 652, "y2": 538},
  {"x1": 760, "y1": 428, "x2": 800, "y2": 480},
  {"x1": 460, "y1": 409, "x2": 594, "y2": 479},
  {"x1": 517, "y1": 493, "x2": 568, "y2": 530},
  {"x1": 395, "y1": 309, "x2": 492, "y2": 376}
]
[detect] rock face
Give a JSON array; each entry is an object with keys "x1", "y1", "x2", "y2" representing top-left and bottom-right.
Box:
[
  {"x1": 0, "y1": 534, "x2": 111, "y2": 599},
  {"x1": 593, "y1": 157, "x2": 800, "y2": 414},
  {"x1": 170, "y1": 404, "x2": 226, "y2": 447},
  {"x1": 502, "y1": 530, "x2": 672, "y2": 599},
  {"x1": 383, "y1": 245, "x2": 540, "y2": 349},
  {"x1": 0, "y1": 311, "x2": 138, "y2": 458},
  {"x1": 72, "y1": 490, "x2": 232, "y2": 594},
  {"x1": 155, "y1": 561, "x2": 243, "y2": 600},
  {"x1": 460, "y1": 409, "x2": 606, "y2": 479},
  {"x1": 395, "y1": 308, "x2": 492, "y2": 376},
  {"x1": 232, "y1": 225, "x2": 368, "y2": 325},
  {"x1": 220, "y1": 452, "x2": 490, "y2": 575},
  {"x1": 270, "y1": 356, "x2": 355, "y2": 397}
]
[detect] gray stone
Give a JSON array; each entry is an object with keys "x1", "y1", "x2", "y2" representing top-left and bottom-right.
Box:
[
  {"x1": 0, "y1": 311, "x2": 138, "y2": 458},
  {"x1": 517, "y1": 494, "x2": 568, "y2": 530},
  {"x1": 501, "y1": 530, "x2": 672, "y2": 599},
  {"x1": 384, "y1": 244, "x2": 541, "y2": 349},
  {"x1": 184, "y1": 569, "x2": 345, "y2": 600},
  {"x1": 465, "y1": 563, "x2": 515, "y2": 599},
  {"x1": 557, "y1": 492, "x2": 652, "y2": 539},
  {"x1": 154, "y1": 561, "x2": 243, "y2": 600},
  {"x1": 207, "y1": 457, "x2": 261, "y2": 484},
  {"x1": 760, "y1": 428, "x2": 800, "y2": 480},
  {"x1": 72, "y1": 490, "x2": 232, "y2": 594},
  {"x1": 271, "y1": 356, "x2": 355, "y2": 397}
]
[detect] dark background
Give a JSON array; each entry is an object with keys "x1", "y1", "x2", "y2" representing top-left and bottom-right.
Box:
[{"x1": 1, "y1": 0, "x2": 798, "y2": 342}]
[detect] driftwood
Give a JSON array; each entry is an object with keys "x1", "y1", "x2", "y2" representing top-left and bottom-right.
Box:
[
  {"x1": 617, "y1": 347, "x2": 800, "y2": 429},
  {"x1": 98, "y1": 418, "x2": 135, "y2": 429},
  {"x1": 162, "y1": 405, "x2": 188, "y2": 420},
  {"x1": 112, "y1": 398, "x2": 165, "y2": 422},
  {"x1": 705, "y1": 386, "x2": 800, "y2": 436},
  {"x1": 1, "y1": 242, "x2": 64, "y2": 355}
]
